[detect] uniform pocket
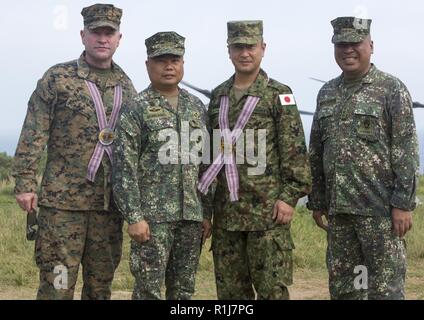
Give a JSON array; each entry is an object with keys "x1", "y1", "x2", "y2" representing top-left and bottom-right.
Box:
[
  {"x1": 354, "y1": 104, "x2": 381, "y2": 142},
  {"x1": 270, "y1": 229, "x2": 295, "y2": 287},
  {"x1": 145, "y1": 117, "x2": 175, "y2": 131},
  {"x1": 272, "y1": 228, "x2": 295, "y2": 250},
  {"x1": 318, "y1": 106, "x2": 335, "y2": 142},
  {"x1": 252, "y1": 106, "x2": 270, "y2": 116},
  {"x1": 144, "y1": 115, "x2": 176, "y2": 150}
]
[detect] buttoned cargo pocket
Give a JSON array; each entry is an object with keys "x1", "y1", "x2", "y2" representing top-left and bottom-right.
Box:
[
  {"x1": 271, "y1": 229, "x2": 294, "y2": 287},
  {"x1": 318, "y1": 107, "x2": 335, "y2": 142},
  {"x1": 354, "y1": 104, "x2": 381, "y2": 142},
  {"x1": 272, "y1": 228, "x2": 295, "y2": 250}
]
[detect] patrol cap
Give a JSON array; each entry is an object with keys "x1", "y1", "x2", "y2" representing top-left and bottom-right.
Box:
[
  {"x1": 81, "y1": 3, "x2": 122, "y2": 31},
  {"x1": 227, "y1": 20, "x2": 263, "y2": 45},
  {"x1": 145, "y1": 32, "x2": 185, "y2": 58},
  {"x1": 331, "y1": 16, "x2": 372, "y2": 44}
]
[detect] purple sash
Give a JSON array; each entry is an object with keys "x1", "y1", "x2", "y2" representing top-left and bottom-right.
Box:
[
  {"x1": 85, "y1": 80, "x2": 122, "y2": 182},
  {"x1": 198, "y1": 95, "x2": 260, "y2": 201}
]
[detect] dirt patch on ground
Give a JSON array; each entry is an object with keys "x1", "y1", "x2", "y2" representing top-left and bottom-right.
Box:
[{"x1": 0, "y1": 269, "x2": 421, "y2": 300}]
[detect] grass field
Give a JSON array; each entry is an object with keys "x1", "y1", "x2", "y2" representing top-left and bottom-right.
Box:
[{"x1": 0, "y1": 177, "x2": 423, "y2": 300}]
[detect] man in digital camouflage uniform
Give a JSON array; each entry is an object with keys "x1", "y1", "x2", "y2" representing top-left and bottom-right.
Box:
[
  {"x1": 112, "y1": 31, "x2": 212, "y2": 300},
  {"x1": 198, "y1": 20, "x2": 311, "y2": 300},
  {"x1": 308, "y1": 17, "x2": 420, "y2": 300},
  {"x1": 12, "y1": 3, "x2": 137, "y2": 299}
]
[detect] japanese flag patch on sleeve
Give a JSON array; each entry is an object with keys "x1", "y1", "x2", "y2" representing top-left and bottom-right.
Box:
[{"x1": 279, "y1": 94, "x2": 296, "y2": 106}]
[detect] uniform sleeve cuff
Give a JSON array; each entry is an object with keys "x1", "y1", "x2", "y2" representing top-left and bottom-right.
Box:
[
  {"x1": 125, "y1": 212, "x2": 145, "y2": 225},
  {"x1": 14, "y1": 180, "x2": 38, "y2": 195},
  {"x1": 278, "y1": 193, "x2": 298, "y2": 208},
  {"x1": 390, "y1": 196, "x2": 416, "y2": 212}
]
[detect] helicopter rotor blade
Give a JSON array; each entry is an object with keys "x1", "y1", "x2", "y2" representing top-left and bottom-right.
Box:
[
  {"x1": 299, "y1": 110, "x2": 315, "y2": 116},
  {"x1": 180, "y1": 80, "x2": 212, "y2": 99},
  {"x1": 182, "y1": 80, "x2": 315, "y2": 115},
  {"x1": 309, "y1": 77, "x2": 326, "y2": 84}
]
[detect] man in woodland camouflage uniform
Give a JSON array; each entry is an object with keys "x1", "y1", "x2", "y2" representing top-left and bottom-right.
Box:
[
  {"x1": 113, "y1": 32, "x2": 211, "y2": 300},
  {"x1": 12, "y1": 4, "x2": 137, "y2": 299},
  {"x1": 198, "y1": 20, "x2": 311, "y2": 300},
  {"x1": 308, "y1": 17, "x2": 420, "y2": 299}
]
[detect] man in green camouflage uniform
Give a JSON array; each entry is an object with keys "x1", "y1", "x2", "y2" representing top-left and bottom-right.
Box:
[
  {"x1": 201, "y1": 21, "x2": 311, "y2": 300},
  {"x1": 308, "y1": 17, "x2": 419, "y2": 300},
  {"x1": 12, "y1": 4, "x2": 137, "y2": 300},
  {"x1": 112, "y1": 32, "x2": 211, "y2": 300}
]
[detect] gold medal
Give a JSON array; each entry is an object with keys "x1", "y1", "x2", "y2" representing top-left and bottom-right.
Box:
[
  {"x1": 99, "y1": 128, "x2": 115, "y2": 146},
  {"x1": 221, "y1": 137, "x2": 233, "y2": 155}
]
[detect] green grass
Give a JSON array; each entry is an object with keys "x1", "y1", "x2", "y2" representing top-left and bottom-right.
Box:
[
  {"x1": 1, "y1": 177, "x2": 423, "y2": 299},
  {"x1": 292, "y1": 206, "x2": 327, "y2": 270}
]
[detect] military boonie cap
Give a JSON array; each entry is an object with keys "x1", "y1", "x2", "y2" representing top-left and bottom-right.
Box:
[
  {"x1": 331, "y1": 16, "x2": 372, "y2": 44},
  {"x1": 145, "y1": 31, "x2": 185, "y2": 58},
  {"x1": 81, "y1": 3, "x2": 122, "y2": 31},
  {"x1": 227, "y1": 20, "x2": 263, "y2": 45}
]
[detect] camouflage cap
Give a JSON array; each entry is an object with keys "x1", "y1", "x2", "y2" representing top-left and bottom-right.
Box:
[
  {"x1": 331, "y1": 17, "x2": 372, "y2": 44},
  {"x1": 145, "y1": 31, "x2": 185, "y2": 58},
  {"x1": 81, "y1": 3, "x2": 122, "y2": 31},
  {"x1": 227, "y1": 20, "x2": 263, "y2": 45}
]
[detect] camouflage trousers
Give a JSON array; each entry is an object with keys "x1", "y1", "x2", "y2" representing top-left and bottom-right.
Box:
[
  {"x1": 130, "y1": 221, "x2": 202, "y2": 300},
  {"x1": 35, "y1": 206, "x2": 123, "y2": 300},
  {"x1": 327, "y1": 214, "x2": 406, "y2": 300},
  {"x1": 212, "y1": 226, "x2": 294, "y2": 300}
]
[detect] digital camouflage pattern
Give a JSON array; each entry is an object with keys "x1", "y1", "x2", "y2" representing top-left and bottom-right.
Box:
[
  {"x1": 145, "y1": 31, "x2": 185, "y2": 58},
  {"x1": 227, "y1": 20, "x2": 263, "y2": 45},
  {"x1": 207, "y1": 69, "x2": 311, "y2": 231},
  {"x1": 308, "y1": 61, "x2": 418, "y2": 300},
  {"x1": 13, "y1": 51, "x2": 135, "y2": 300},
  {"x1": 212, "y1": 226, "x2": 294, "y2": 299},
  {"x1": 113, "y1": 86, "x2": 207, "y2": 300},
  {"x1": 81, "y1": 3, "x2": 122, "y2": 31},
  {"x1": 12, "y1": 53, "x2": 137, "y2": 211},
  {"x1": 308, "y1": 65, "x2": 419, "y2": 216},
  {"x1": 331, "y1": 17, "x2": 372, "y2": 44},
  {"x1": 35, "y1": 206, "x2": 123, "y2": 300},
  {"x1": 207, "y1": 68, "x2": 310, "y2": 300},
  {"x1": 327, "y1": 215, "x2": 406, "y2": 300},
  {"x1": 113, "y1": 86, "x2": 209, "y2": 225},
  {"x1": 130, "y1": 221, "x2": 202, "y2": 300}
]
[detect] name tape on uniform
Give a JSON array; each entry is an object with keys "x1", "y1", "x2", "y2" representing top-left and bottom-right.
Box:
[{"x1": 279, "y1": 94, "x2": 296, "y2": 106}]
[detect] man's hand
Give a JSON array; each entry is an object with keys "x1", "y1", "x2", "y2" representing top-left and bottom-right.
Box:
[
  {"x1": 16, "y1": 193, "x2": 38, "y2": 213},
  {"x1": 312, "y1": 210, "x2": 328, "y2": 231},
  {"x1": 128, "y1": 220, "x2": 150, "y2": 243},
  {"x1": 201, "y1": 219, "x2": 212, "y2": 245},
  {"x1": 272, "y1": 200, "x2": 294, "y2": 225},
  {"x1": 392, "y1": 208, "x2": 412, "y2": 238}
]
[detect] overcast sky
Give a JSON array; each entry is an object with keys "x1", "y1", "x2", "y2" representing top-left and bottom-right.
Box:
[{"x1": 0, "y1": 0, "x2": 423, "y2": 171}]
